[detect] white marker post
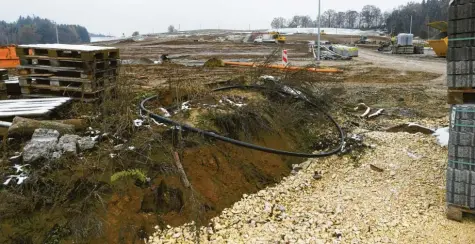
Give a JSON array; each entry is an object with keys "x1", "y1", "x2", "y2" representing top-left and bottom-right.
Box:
[{"x1": 282, "y1": 49, "x2": 288, "y2": 67}]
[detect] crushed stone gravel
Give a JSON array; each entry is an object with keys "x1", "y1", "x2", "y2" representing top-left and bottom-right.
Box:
[{"x1": 148, "y1": 131, "x2": 475, "y2": 244}]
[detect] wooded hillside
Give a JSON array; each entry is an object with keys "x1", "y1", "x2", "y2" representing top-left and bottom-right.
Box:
[
  {"x1": 0, "y1": 16, "x2": 90, "y2": 45},
  {"x1": 271, "y1": 0, "x2": 450, "y2": 38}
]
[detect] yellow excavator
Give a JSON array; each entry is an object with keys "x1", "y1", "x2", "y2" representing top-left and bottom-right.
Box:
[
  {"x1": 427, "y1": 21, "x2": 448, "y2": 57},
  {"x1": 270, "y1": 32, "x2": 286, "y2": 44}
]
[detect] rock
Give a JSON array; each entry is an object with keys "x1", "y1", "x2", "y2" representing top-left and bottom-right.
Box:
[
  {"x1": 52, "y1": 151, "x2": 62, "y2": 159},
  {"x1": 23, "y1": 129, "x2": 60, "y2": 163},
  {"x1": 56, "y1": 134, "x2": 80, "y2": 155},
  {"x1": 333, "y1": 229, "x2": 343, "y2": 238},
  {"x1": 78, "y1": 137, "x2": 97, "y2": 151},
  {"x1": 214, "y1": 223, "x2": 224, "y2": 231},
  {"x1": 313, "y1": 171, "x2": 323, "y2": 180}
]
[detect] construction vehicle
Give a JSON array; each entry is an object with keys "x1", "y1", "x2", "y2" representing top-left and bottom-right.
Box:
[
  {"x1": 427, "y1": 21, "x2": 448, "y2": 57},
  {"x1": 355, "y1": 36, "x2": 376, "y2": 45},
  {"x1": 253, "y1": 32, "x2": 286, "y2": 44},
  {"x1": 0, "y1": 45, "x2": 20, "y2": 68}
]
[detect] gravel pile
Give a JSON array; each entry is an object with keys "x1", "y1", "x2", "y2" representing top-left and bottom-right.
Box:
[{"x1": 148, "y1": 131, "x2": 475, "y2": 243}]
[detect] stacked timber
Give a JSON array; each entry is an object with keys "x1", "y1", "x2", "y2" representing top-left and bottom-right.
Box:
[
  {"x1": 446, "y1": 0, "x2": 475, "y2": 221},
  {"x1": 16, "y1": 44, "x2": 120, "y2": 100}
]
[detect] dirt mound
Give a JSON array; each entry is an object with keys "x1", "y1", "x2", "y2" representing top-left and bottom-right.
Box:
[{"x1": 116, "y1": 38, "x2": 136, "y2": 44}]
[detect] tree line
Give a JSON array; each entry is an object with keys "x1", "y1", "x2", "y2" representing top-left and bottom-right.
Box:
[
  {"x1": 271, "y1": 0, "x2": 449, "y2": 38},
  {"x1": 0, "y1": 16, "x2": 90, "y2": 45}
]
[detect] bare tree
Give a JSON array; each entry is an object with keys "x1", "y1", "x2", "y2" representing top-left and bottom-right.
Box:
[
  {"x1": 271, "y1": 17, "x2": 287, "y2": 29},
  {"x1": 345, "y1": 10, "x2": 359, "y2": 28},
  {"x1": 301, "y1": 16, "x2": 313, "y2": 28},
  {"x1": 323, "y1": 10, "x2": 337, "y2": 27},
  {"x1": 168, "y1": 25, "x2": 176, "y2": 33},
  {"x1": 361, "y1": 5, "x2": 382, "y2": 28},
  {"x1": 335, "y1": 12, "x2": 346, "y2": 28}
]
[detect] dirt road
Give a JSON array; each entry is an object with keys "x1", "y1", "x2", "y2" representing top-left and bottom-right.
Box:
[{"x1": 357, "y1": 48, "x2": 446, "y2": 75}]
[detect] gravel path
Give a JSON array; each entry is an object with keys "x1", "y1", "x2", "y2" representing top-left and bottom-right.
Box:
[
  {"x1": 357, "y1": 49, "x2": 446, "y2": 75},
  {"x1": 149, "y1": 131, "x2": 475, "y2": 243}
]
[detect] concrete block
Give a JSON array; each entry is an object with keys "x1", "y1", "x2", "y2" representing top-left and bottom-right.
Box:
[
  {"x1": 455, "y1": 61, "x2": 470, "y2": 74},
  {"x1": 454, "y1": 193, "x2": 468, "y2": 206},
  {"x1": 450, "y1": 6, "x2": 458, "y2": 20},
  {"x1": 457, "y1": 19, "x2": 467, "y2": 34},
  {"x1": 458, "y1": 119, "x2": 475, "y2": 132},
  {"x1": 447, "y1": 191, "x2": 453, "y2": 203},
  {"x1": 447, "y1": 74, "x2": 455, "y2": 87},
  {"x1": 455, "y1": 168, "x2": 471, "y2": 182},
  {"x1": 454, "y1": 74, "x2": 471, "y2": 87},
  {"x1": 449, "y1": 131, "x2": 475, "y2": 146},
  {"x1": 448, "y1": 61, "x2": 455, "y2": 75},
  {"x1": 454, "y1": 182, "x2": 468, "y2": 194},
  {"x1": 448, "y1": 47, "x2": 472, "y2": 61}
]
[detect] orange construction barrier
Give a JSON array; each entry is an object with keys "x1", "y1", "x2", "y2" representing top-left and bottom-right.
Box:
[
  {"x1": 223, "y1": 61, "x2": 342, "y2": 73},
  {"x1": 0, "y1": 45, "x2": 20, "y2": 68}
]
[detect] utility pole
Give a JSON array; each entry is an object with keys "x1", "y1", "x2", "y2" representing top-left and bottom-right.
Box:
[
  {"x1": 409, "y1": 15, "x2": 413, "y2": 34},
  {"x1": 56, "y1": 23, "x2": 59, "y2": 44},
  {"x1": 317, "y1": 0, "x2": 321, "y2": 64}
]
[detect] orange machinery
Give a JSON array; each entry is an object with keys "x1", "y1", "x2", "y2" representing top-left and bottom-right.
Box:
[{"x1": 0, "y1": 45, "x2": 20, "y2": 68}]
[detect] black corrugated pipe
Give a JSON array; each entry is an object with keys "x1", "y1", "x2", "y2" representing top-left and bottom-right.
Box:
[{"x1": 139, "y1": 85, "x2": 344, "y2": 158}]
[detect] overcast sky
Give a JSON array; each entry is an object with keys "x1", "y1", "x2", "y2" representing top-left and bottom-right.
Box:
[{"x1": 2, "y1": 0, "x2": 415, "y2": 36}]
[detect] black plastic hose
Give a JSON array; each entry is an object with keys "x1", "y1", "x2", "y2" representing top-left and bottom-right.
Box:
[{"x1": 140, "y1": 85, "x2": 344, "y2": 158}]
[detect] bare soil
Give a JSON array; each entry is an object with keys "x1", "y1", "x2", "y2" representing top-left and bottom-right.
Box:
[{"x1": 0, "y1": 34, "x2": 460, "y2": 243}]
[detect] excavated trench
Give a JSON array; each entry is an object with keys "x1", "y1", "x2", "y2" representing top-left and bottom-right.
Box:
[{"x1": 0, "y1": 85, "x2": 341, "y2": 244}]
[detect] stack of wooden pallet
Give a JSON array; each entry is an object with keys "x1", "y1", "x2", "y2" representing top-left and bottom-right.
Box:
[
  {"x1": 0, "y1": 69, "x2": 7, "y2": 91},
  {"x1": 446, "y1": 0, "x2": 475, "y2": 221},
  {"x1": 16, "y1": 44, "x2": 120, "y2": 100}
]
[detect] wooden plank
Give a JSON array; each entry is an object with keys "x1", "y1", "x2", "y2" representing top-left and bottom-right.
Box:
[
  {"x1": 20, "y1": 84, "x2": 96, "y2": 93},
  {"x1": 16, "y1": 45, "x2": 120, "y2": 61},
  {"x1": 447, "y1": 204, "x2": 475, "y2": 222},
  {"x1": 448, "y1": 89, "x2": 475, "y2": 104},
  {"x1": 24, "y1": 74, "x2": 55, "y2": 77},
  {"x1": 19, "y1": 65, "x2": 86, "y2": 72}
]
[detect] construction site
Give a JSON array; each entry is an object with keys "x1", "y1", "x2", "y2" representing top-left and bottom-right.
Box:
[{"x1": 1, "y1": 1, "x2": 475, "y2": 243}]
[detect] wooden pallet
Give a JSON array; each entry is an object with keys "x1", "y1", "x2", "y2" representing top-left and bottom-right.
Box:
[
  {"x1": 16, "y1": 45, "x2": 120, "y2": 61},
  {"x1": 448, "y1": 88, "x2": 475, "y2": 104},
  {"x1": 18, "y1": 76, "x2": 116, "y2": 92},
  {"x1": 20, "y1": 57, "x2": 119, "y2": 70},
  {"x1": 18, "y1": 67, "x2": 118, "y2": 80},
  {"x1": 20, "y1": 85, "x2": 117, "y2": 101},
  {"x1": 392, "y1": 46, "x2": 414, "y2": 54},
  {"x1": 447, "y1": 204, "x2": 475, "y2": 221}
]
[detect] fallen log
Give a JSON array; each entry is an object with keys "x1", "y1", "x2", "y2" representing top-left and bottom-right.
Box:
[{"x1": 8, "y1": 117, "x2": 86, "y2": 137}]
